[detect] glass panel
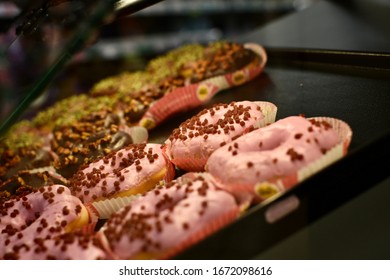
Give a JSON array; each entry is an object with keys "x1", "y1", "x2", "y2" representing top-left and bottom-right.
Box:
[{"x1": 0, "y1": 0, "x2": 119, "y2": 135}]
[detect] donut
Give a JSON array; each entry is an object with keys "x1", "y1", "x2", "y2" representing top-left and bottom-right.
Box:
[
  {"x1": 0, "y1": 185, "x2": 90, "y2": 259},
  {"x1": 145, "y1": 41, "x2": 262, "y2": 85},
  {"x1": 1, "y1": 230, "x2": 109, "y2": 260},
  {"x1": 51, "y1": 109, "x2": 148, "y2": 178},
  {"x1": 90, "y1": 71, "x2": 166, "y2": 126},
  {"x1": 146, "y1": 43, "x2": 205, "y2": 82},
  {"x1": 0, "y1": 121, "x2": 55, "y2": 184},
  {"x1": 206, "y1": 116, "x2": 351, "y2": 202},
  {"x1": 177, "y1": 41, "x2": 262, "y2": 84},
  {"x1": 68, "y1": 143, "x2": 175, "y2": 219},
  {"x1": 0, "y1": 145, "x2": 54, "y2": 184},
  {"x1": 0, "y1": 136, "x2": 65, "y2": 204},
  {"x1": 99, "y1": 173, "x2": 240, "y2": 260},
  {"x1": 164, "y1": 101, "x2": 277, "y2": 172},
  {"x1": 1, "y1": 97, "x2": 148, "y2": 185},
  {"x1": 32, "y1": 94, "x2": 118, "y2": 131},
  {"x1": 87, "y1": 45, "x2": 206, "y2": 125},
  {"x1": 90, "y1": 71, "x2": 151, "y2": 97}
]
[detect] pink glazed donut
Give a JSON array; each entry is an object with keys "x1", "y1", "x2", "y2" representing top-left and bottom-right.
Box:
[
  {"x1": 0, "y1": 185, "x2": 91, "y2": 259},
  {"x1": 164, "y1": 101, "x2": 276, "y2": 172},
  {"x1": 2, "y1": 230, "x2": 109, "y2": 260},
  {"x1": 69, "y1": 143, "x2": 175, "y2": 204},
  {"x1": 100, "y1": 173, "x2": 240, "y2": 260},
  {"x1": 206, "y1": 116, "x2": 341, "y2": 202}
]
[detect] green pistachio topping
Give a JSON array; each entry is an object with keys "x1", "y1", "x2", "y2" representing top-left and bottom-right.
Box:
[
  {"x1": 146, "y1": 44, "x2": 205, "y2": 81},
  {"x1": 0, "y1": 121, "x2": 43, "y2": 152},
  {"x1": 32, "y1": 94, "x2": 117, "y2": 129}
]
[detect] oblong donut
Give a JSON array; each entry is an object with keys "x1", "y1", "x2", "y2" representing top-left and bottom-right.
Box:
[
  {"x1": 164, "y1": 101, "x2": 277, "y2": 172},
  {"x1": 206, "y1": 116, "x2": 350, "y2": 202},
  {"x1": 99, "y1": 173, "x2": 240, "y2": 260},
  {"x1": 69, "y1": 143, "x2": 175, "y2": 219},
  {"x1": 0, "y1": 185, "x2": 90, "y2": 259},
  {"x1": 2, "y1": 230, "x2": 109, "y2": 260}
]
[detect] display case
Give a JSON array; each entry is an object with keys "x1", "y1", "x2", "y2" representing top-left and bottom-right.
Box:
[
  {"x1": 1, "y1": 0, "x2": 390, "y2": 259},
  {"x1": 173, "y1": 0, "x2": 390, "y2": 259}
]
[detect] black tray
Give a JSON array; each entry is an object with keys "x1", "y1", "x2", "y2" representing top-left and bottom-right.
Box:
[
  {"x1": 146, "y1": 53, "x2": 390, "y2": 258},
  {"x1": 143, "y1": 39, "x2": 390, "y2": 258}
]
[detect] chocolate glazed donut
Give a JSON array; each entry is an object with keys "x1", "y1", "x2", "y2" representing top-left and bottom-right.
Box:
[{"x1": 51, "y1": 109, "x2": 142, "y2": 178}]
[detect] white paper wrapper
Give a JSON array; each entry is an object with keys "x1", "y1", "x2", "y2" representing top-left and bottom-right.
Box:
[
  {"x1": 253, "y1": 101, "x2": 278, "y2": 128},
  {"x1": 86, "y1": 195, "x2": 141, "y2": 220},
  {"x1": 127, "y1": 125, "x2": 148, "y2": 144}
]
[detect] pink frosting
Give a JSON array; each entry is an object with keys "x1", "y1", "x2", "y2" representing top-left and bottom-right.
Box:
[
  {"x1": 206, "y1": 116, "x2": 340, "y2": 198},
  {"x1": 69, "y1": 143, "x2": 175, "y2": 203},
  {"x1": 101, "y1": 173, "x2": 239, "y2": 259},
  {"x1": 2, "y1": 231, "x2": 109, "y2": 260},
  {"x1": 164, "y1": 101, "x2": 265, "y2": 171},
  {"x1": 0, "y1": 185, "x2": 91, "y2": 259}
]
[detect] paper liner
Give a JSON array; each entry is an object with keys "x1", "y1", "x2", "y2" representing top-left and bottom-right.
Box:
[
  {"x1": 253, "y1": 117, "x2": 353, "y2": 202},
  {"x1": 139, "y1": 43, "x2": 268, "y2": 129},
  {"x1": 139, "y1": 82, "x2": 220, "y2": 129},
  {"x1": 159, "y1": 207, "x2": 240, "y2": 260},
  {"x1": 85, "y1": 179, "x2": 169, "y2": 221},
  {"x1": 162, "y1": 101, "x2": 277, "y2": 172},
  {"x1": 80, "y1": 220, "x2": 99, "y2": 234},
  {"x1": 253, "y1": 101, "x2": 278, "y2": 128},
  {"x1": 169, "y1": 156, "x2": 208, "y2": 173},
  {"x1": 86, "y1": 195, "x2": 141, "y2": 220},
  {"x1": 127, "y1": 125, "x2": 148, "y2": 144}
]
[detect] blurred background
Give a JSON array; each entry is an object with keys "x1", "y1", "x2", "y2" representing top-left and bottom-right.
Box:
[
  {"x1": 0, "y1": 0, "x2": 318, "y2": 124},
  {"x1": 1, "y1": 0, "x2": 389, "y2": 127}
]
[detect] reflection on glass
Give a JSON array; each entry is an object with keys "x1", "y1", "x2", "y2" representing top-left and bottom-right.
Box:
[{"x1": 0, "y1": 0, "x2": 118, "y2": 135}]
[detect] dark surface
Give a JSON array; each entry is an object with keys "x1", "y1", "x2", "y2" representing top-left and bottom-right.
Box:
[
  {"x1": 256, "y1": 176, "x2": 390, "y2": 259},
  {"x1": 149, "y1": 0, "x2": 390, "y2": 259},
  {"x1": 237, "y1": 0, "x2": 390, "y2": 52}
]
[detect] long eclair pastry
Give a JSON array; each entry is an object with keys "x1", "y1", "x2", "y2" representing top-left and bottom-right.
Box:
[{"x1": 139, "y1": 42, "x2": 267, "y2": 129}]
